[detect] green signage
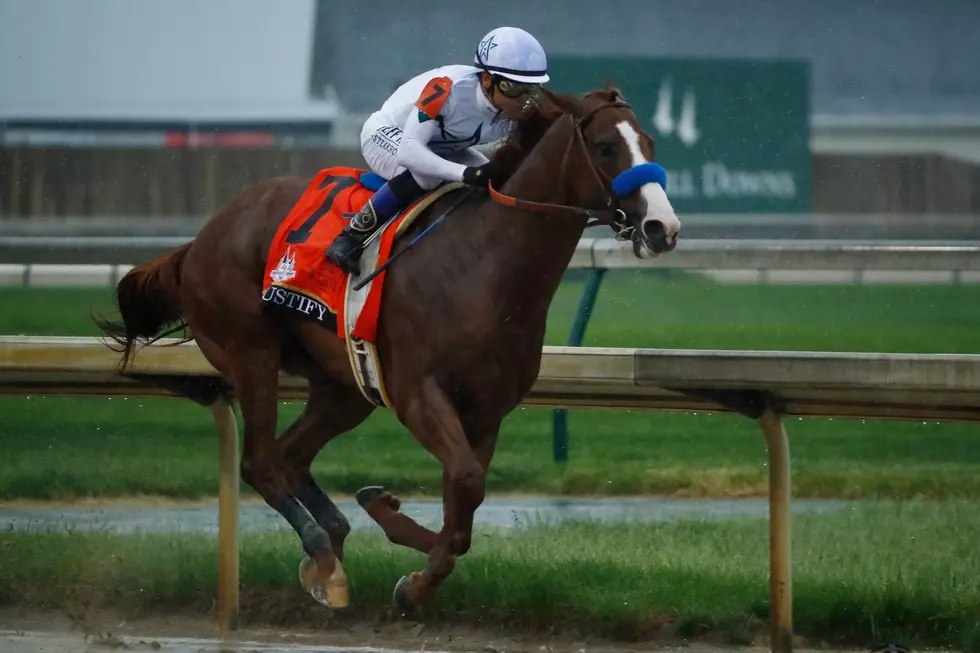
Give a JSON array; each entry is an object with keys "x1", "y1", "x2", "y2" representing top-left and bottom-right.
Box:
[{"x1": 547, "y1": 56, "x2": 811, "y2": 213}]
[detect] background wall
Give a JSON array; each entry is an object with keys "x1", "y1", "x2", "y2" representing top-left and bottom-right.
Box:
[
  {"x1": 2, "y1": 0, "x2": 979, "y2": 219},
  {"x1": 310, "y1": 0, "x2": 980, "y2": 118},
  {"x1": 0, "y1": 0, "x2": 337, "y2": 121}
]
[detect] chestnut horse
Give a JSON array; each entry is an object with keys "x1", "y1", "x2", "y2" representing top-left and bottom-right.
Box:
[{"x1": 95, "y1": 84, "x2": 680, "y2": 613}]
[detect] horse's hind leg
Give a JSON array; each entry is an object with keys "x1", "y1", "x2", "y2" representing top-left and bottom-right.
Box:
[
  {"x1": 277, "y1": 378, "x2": 375, "y2": 566},
  {"x1": 223, "y1": 335, "x2": 350, "y2": 609}
]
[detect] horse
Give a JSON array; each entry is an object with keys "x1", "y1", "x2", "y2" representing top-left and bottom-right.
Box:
[{"x1": 94, "y1": 83, "x2": 681, "y2": 613}]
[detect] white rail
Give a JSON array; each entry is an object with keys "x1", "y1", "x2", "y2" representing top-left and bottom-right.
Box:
[{"x1": 4, "y1": 238, "x2": 980, "y2": 286}]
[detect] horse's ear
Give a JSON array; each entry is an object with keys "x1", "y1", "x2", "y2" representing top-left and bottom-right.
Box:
[
  {"x1": 603, "y1": 79, "x2": 626, "y2": 103},
  {"x1": 539, "y1": 87, "x2": 583, "y2": 118}
]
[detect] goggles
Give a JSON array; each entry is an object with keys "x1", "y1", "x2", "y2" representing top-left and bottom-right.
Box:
[{"x1": 496, "y1": 77, "x2": 539, "y2": 98}]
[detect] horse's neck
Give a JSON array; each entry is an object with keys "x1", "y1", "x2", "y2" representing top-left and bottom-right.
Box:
[{"x1": 479, "y1": 129, "x2": 590, "y2": 313}]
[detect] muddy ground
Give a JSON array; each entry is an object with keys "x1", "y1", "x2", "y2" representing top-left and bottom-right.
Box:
[{"x1": 0, "y1": 606, "x2": 873, "y2": 653}]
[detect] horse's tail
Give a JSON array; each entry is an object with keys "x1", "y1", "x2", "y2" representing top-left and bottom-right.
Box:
[{"x1": 93, "y1": 242, "x2": 194, "y2": 370}]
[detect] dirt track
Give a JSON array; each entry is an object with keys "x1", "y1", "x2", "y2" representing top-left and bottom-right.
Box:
[{"x1": 0, "y1": 607, "x2": 823, "y2": 653}]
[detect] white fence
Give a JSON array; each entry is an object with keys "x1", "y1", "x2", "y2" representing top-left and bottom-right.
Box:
[
  {"x1": 3, "y1": 335, "x2": 980, "y2": 652},
  {"x1": 5, "y1": 238, "x2": 980, "y2": 286}
]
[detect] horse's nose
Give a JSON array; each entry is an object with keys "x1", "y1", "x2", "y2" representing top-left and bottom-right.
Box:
[{"x1": 640, "y1": 218, "x2": 675, "y2": 253}]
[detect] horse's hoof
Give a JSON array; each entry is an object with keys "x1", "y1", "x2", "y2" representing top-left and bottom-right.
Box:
[
  {"x1": 356, "y1": 485, "x2": 401, "y2": 512},
  {"x1": 299, "y1": 555, "x2": 350, "y2": 609},
  {"x1": 392, "y1": 574, "x2": 419, "y2": 614},
  {"x1": 355, "y1": 485, "x2": 386, "y2": 508}
]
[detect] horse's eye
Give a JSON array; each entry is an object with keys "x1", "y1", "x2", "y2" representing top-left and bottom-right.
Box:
[{"x1": 596, "y1": 141, "x2": 617, "y2": 158}]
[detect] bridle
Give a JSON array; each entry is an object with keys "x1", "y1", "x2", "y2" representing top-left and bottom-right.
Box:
[{"x1": 487, "y1": 97, "x2": 638, "y2": 240}]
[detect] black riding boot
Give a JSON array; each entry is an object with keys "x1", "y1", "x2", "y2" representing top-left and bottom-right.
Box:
[
  {"x1": 324, "y1": 171, "x2": 426, "y2": 276},
  {"x1": 324, "y1": 201, "x2": 381, "y2": 276}
]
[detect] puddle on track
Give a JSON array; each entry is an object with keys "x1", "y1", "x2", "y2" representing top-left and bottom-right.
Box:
[{"x1": 0, "y1": 496, "x2": 855, "y2": 535}]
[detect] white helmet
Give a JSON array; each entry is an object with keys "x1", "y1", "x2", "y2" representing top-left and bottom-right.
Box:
[{"x1": 474, "y1": 26, "x2": 550, "y2": 84}]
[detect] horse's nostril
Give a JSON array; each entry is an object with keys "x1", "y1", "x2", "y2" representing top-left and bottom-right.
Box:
[{"x1": 641, "y1": 219, "x2": 666, "y2": 243}]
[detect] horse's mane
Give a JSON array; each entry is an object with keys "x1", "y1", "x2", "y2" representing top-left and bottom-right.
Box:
[
  {"x1": 487, "y1": 87, "x2": 622, "y2": 186},
  {"x1": 488, "y1": 101, "x2": 563, "y2": 183}
]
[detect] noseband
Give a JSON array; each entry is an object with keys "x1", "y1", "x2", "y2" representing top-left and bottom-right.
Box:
[{"x1": 488, "y1": 98, "x2": 662, "y2": 240}]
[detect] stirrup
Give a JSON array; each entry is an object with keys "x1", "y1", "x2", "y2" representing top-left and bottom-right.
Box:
[{"x1": 326, "y1": 245, "x2": 362, "y2": 276}]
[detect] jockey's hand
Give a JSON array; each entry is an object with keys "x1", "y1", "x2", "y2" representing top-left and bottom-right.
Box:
[{"x1": 461, "y1": 162, "x2": 502, "y2": 188}]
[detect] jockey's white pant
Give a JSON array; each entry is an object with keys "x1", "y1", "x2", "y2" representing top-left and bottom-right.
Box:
[{"x1": 359, "y1": 115, "x2": 488, "y2": 191}]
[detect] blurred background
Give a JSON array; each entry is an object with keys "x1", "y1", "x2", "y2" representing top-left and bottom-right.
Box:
[{"x1": 2, "y1": 0, "x2": 979, "y2": 238}]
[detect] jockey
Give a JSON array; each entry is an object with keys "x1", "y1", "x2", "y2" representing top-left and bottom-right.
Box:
[{"x1": 324, "y1": 26, "x2": 550, "y2": 276}]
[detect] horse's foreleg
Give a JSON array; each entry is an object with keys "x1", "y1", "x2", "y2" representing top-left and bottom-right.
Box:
[
  {"x1": 281, "y1": 319, "x2": 439, "y2": 556},
  {"x1": 232, "y1": 348, "x2": 349, "y2": 609},
  {"x1": 392, "y1": 378, "x2": 489, "y2": 610},
  {"x1": 279, "y1": 379, "x2": 375, "y2": 562},
  {"x1": 355, "y1": 485, "x2": 441, "y2": 554}
]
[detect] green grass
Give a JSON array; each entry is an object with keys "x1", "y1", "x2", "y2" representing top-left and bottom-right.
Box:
[
  {"x1": 2, "y1": 275, "x2": 980, "y2": 501},
  {"x1": 4, "y1": 394, "x2": 980, "y2": 501},
  {"x1": 5, "y1": 271, "x2": 980, "y2": 352},
  {"x1": 2, "y1": 502, "x2": 979, "y2": 649}
]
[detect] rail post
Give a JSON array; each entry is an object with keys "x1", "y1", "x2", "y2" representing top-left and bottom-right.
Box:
[
  {"x1": 211, "y1": 396, "x2": 240, "y2": 632},
  {"x1": 758, "y1": 407, "x2": 792, "y2": 653},
  {"x1": 552, "y1": 267, "x2": 606, "y2": 462}
]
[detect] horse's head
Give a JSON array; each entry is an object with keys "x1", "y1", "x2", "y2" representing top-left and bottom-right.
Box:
[{"x1": 537, "y1": 83, "x2": 681, "y2": 257}]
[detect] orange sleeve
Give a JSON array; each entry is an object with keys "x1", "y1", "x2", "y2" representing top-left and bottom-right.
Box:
[{"x1": 414, "y1": 76, "x2": 452, "y2": 120}]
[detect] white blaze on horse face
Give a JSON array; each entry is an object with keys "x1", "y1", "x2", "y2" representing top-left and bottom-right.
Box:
[{"x1": 614, "y1": 120, "x2": 681, "y2": 253}]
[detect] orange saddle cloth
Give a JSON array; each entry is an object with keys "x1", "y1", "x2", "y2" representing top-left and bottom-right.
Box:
[{"x1": 260, "y1": 166, "x2": 420, "y2": 343}]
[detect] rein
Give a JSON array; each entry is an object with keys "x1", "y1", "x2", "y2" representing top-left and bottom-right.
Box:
[{"x1": 487, "y1": 98, "x2": 652, "y2": 239}]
